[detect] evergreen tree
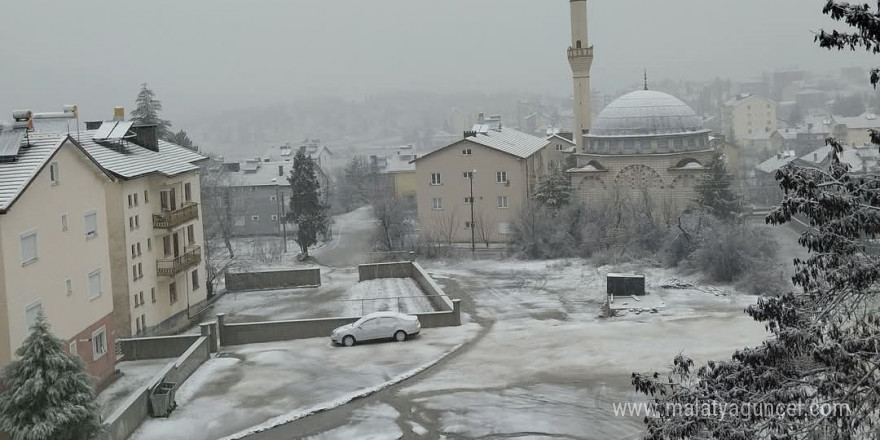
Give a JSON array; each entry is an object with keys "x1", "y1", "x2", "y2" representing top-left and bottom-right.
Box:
[
  {"x1": 287, "y1": 150, "x2": 330, "y2": 258},
  {"x1": 534, "y1": 163, "x2": 572, "y2": 210},
  {"x1": 167, "y1": 129, "x2": 198, "y2": 152},
  {"x1": 131, "y1": 83, "x2": 173, "y2": 140},
  {"x1": 0, "y1": 313, "x2": 101, "y2": 440},
  {"x1": 694, "y1": 150, "x2": 743, "y2": 221},
  {"x1": 788, "y1": 102, "x2": 804, "y2": 126}
]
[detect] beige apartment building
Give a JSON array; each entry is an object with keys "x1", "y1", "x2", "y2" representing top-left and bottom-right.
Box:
[
  {"x1": 32, "y1": 110, "x2": 208, "y2": 338},
  {"x1": 413, "y1": 121, "x2": 554, "y2": 243},
  {"x1": 0, "y1": 122, "x2": 118, "y2": 389},
  {"x1": 723, "y1": 94, "x2": 778, "y2": 142}
]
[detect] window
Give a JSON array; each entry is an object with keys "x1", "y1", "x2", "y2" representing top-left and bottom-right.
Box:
[
  {"x1": 25, "y1": 301, "x2": 42, "y2": 332},
  {"x1": 49, "y1": 162, "x2": 59, "y2": 185},
  {"x1": 430, "y1": 173, "x2": 442, "y2": 186},
  {"x1": 134, "y1": 293, "x2": 140, "y2": 308},
  {"x1": 61, "y1": 214, "x2": 68, "y2": 232},
  {"x1": 147, "y1": 238, "x2": 152, "y2": 252},
  {"x1": 136, "y1": 316, "x2": 141, "y2": 333},
  {"x1": 465, "y1": 222, "x2": 473, "y2": 229},
  {"x1": 129, "y1": 217, "x2": 134, "y2": 230},
  {"x1": 137, "y1": 242, "x2": 142, "y2": 256},
  {"x1": 134, "y1": 215, "x2": 140, "y2": 229},
  {"x1": 139, "y1": 291, "x2": 144, "y2": 306},
  {"x1": 137, "y1": 263, "x2": 143, "y2": 280},
  {"x1": 462, "y1": 148, "x2": 472, "y2": 156},
  {"x1": 144, "y1": 190, "x2": 149, "y2": 204},
  {"x1": 464, "y1": 197, "x2": 474, "y2": 204},
  {"x1": 134, "y1": 193, "x2": 139, "y2": 206},
  {"x1": 84, "y1": 212, "x2": 97, "y2": 238},
  {"x1": 432, "y1": 198, "x2": 443, "y2": 210},
  {"x1": 269, "y1": 195, "x2": 277, "y2": 201},
  {"x1": 187, "y1": 225, "x2": 195, "y2": 244},
  {"x1": 151, "y1": 287, "x2": 156, "y2": 303},
  {"x1": 132, "y1": 265, "x2": 138, "y2": 281},
  {"x1": 128, "y1": 194, "x2": 133, "y2": 208},
  {"x1": 192, "y1": 270, "x2": 200, "y2": 290},
  {"x1": 170, "y1": 282, "x2": 178, "y2": 304},
  {"x1": 497, "y1": 196, "x2": 508, "y2": 208},
  {"x1": 496, "y1": 171, "x2": 508, "y2": 183},
  {"x1": 69, "y1": 340, "x2": 77, "y2": 357},
  {"x1": 88, "y1": 270, "x2": 102, "y2": 300},
  {"x1": 65, "y1": 278, "x2": 73, "y2": 295},
  {"x1": 163, "y1": 235, "x2": 172, "y2": 256},
  {"x1": 20, "y1": 231, "x2": 37, "y2": 264},
  {"x1": 556, "y1": 144, "x2": 565, "y2": 151},
  {"x1": 184, "y1": 183, "x2": 192, "y2": 202},
  {"x1": 91, "y1": 326, "x2": 107, "y2": 360},
  {"x1": 131, "y1": 244, "x2": 137, "y2": 259},
  {"x1": 251, "y1": 215, "x2": 260, "y2": 221},
  {"x1": 463, "y1": 171, "x2": 473, "y2": 179},
  {"x1": 270, "y1": 214, "x2": 278, "y2": 221}
]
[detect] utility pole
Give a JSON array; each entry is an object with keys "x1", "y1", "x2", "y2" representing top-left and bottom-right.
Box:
[
  {"x1": 276, "y1": 185, "x2": 288, "y2": 253},
  {"x1": 469, "y1": 170, "x2": 476, "y2": 256}
]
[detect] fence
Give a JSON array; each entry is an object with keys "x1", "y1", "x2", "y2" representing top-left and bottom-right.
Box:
[
  {"x1": 225, "y1": 268, "x2": 321, "y2": 292},
  {"x1": 98, "y1": 323, "x2": 218, "y2": 440}
]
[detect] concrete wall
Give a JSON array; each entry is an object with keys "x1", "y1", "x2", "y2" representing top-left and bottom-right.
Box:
[
  {"x1": 98, "y1": 336, "x2": 210, "y2": 440},
  {"x1": 225, "y1": 268, "x2": 321, "y2": 292},
  {"x1": 118, "y1": 334, "x2": 201, "y2": 361},
  {"x1": 358, "y1": 262, "x2": 414, "y2": 281}
]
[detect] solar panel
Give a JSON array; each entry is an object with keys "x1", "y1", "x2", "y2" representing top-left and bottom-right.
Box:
[
  {"x1": 0, "y1": 130, "x2": 25, "y2": 161},
  {"x1": 92, "y1": 122, "x2": 118, "y2": 140},
  {"x1": 108, "y1": 121, "x2": 133, "y2": 139}
]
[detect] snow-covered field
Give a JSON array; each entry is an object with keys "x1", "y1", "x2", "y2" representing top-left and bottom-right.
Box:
[
  {"x1": 96, "y1": 358, "x2": 175, "y2": 418},
  {"x1": 130, "y1": 324, "x2": 480, "y2": 440}
]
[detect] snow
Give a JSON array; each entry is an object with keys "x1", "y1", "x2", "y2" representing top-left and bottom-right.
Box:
[
  {"x1": 96, "y1": 358, "x2": 175, "y2": 418},
  {"x1": 343, "y1": 278, "x2": 434, "y2": 315},
  {"x1": 303, "y1": 404, "x2": 402, "y2": 440},
  {"x1": 408, "y1": 421, "x2": 428, "y2": 436},
  {"x1": 130, "y1": 324, "x2": 479, "y2": 440}
]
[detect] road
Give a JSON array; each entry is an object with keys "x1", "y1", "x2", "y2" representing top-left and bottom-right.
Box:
[{"x1": 312, "y1": 206, "x2": 378, "y2": 268}]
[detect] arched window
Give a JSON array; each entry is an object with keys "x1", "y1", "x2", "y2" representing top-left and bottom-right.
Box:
[{"x1": 576, "y1": 40, "x2": 582, "y2": 49}]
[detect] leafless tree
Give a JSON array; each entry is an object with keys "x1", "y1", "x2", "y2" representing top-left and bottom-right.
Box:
[
  {"x1": 199, "y1": 157, "x2": 244, "y2": 296},
  {"x1": 372, "y1": 195, "x2": 414, "y2": 251},
  {"x1": 474, "y1": 207, "x2": 496, "y2": 248}
]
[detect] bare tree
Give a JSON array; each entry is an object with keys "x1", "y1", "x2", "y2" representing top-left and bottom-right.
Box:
[
  {"x1": 200, "y1": 157, "x2": 242, "y2": 296},
  {"x1": 372, "y1": 195, "x2": 414, "y2": 251},
  {"x1": 474, "y1": 207, "x2": 496, "y2": 248}
]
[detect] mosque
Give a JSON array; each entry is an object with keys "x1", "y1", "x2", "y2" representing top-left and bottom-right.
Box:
[{"x1": 565, "y1": 0, "x2": 714, "y2": 215}]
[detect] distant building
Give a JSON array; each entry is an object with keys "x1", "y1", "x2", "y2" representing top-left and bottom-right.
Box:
[
  {"x1": 216, "y1": 160, "x2": 293, "y2": 237},
  {"x1": 371, "y1": 145, "x2": 418, "y2": 199},
  {"x1": 831, "y1": 112, "x2": 880, "y2": 147},
  {"x1": 723, "y1": 94, "x2": 778, "y2": 142},
  {"x1": 796, "y1": 89, "x2": 830, "y2": 111}
]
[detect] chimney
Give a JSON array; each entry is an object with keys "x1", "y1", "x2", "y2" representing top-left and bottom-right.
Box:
[
  {"x1": 463, "y1": 130, "x2": 477, "y2": 138},
  {"x1": 278, "y1": 165, "x2": 284, "y2": 177},
  {"x1": 477, "y1": 112, "x2": 485, "y2": 125},
  {"x1": 130, "y1": 124, "x2": 159, "y2": 151},
  {"x1": 85, "y1": 121, "x2": 103, "y2": 130},
  {"x1": 113, "y1": 107, "x2": 125, "y2": 122}
]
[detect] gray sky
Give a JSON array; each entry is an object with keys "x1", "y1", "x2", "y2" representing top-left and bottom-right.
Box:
[{"x1": 0, "y1": 0, "x2": 875, "y2": 124}]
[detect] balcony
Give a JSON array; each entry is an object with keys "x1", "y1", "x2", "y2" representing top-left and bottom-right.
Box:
[
  {"x1": 156, "y1": 246, "x2": 201, "y2": 277},
  {"x1": 153, "y1": 202, "x2": 199, "y2": 230},
  {"x1": 567, "y1": 46, "x2": 594, "y2": 58}
]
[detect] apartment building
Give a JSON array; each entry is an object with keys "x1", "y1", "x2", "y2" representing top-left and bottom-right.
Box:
[
  {"x1": 413, "y1": 119, "x2": 554, "y2": 243},
  {"x1": 0, "y1": 114, "x2": 117, "y2": 388},
  {"x1": 32, "y1": 111, "x2": 208, "y2": 338},
  {"x1": 217, "y1": 159, "x2": 292, "y2": 237},
  {"x1": 723, "y1": 94, "x2": 778, "y2": 142}
]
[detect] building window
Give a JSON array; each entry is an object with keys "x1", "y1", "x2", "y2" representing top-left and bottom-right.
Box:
[
  {"x1": 137, "y1": 242, "x2": 142, "y2": 256},
  {"x1": 270, "y1": 215, "x2": 278, "y2": 221},
  {"x1": 134, "y1": 293, "x2": 140, "y2": 308},
  {"x1": 139, "y1": 291, "x2": 144, "y2": 306},
  {"x1": 137, "y1": 263, "x2": 143, "y2": 280},
  {"x1": 192, "y1": 270, "x2": 200, "y2": 290},
  {"x1": 170, "y1": 282, "x2": 178, "y2": 304},
  {"x1": 25, "y1": 301, "x2": 42, "y2": 332},
  {"x1": 84, "y1": 211, "x2": 97, "y2": 238},
  {"x1": 91, "y1": 326, "x2": 107, "y2": 360},
  {"x1": 151, "y1": 287, "x2": 156, "y2": 303},
  {"x1": 61, "y1": 214, "x2": 68, "y2": 232},
  {"x1": 65, "y1": 278, "x2": 73, "y2": 295},
  {"x1": 147, "y1": 238, "x2": 152, "y2": 252},
  {"x1": 132, "y1": 265, "x2": 138, "y2": 281},
  {"x1": 251, "y1": 215, "x2": 260, "y2": 222},
  {"x1": 464, "y1": 197, "x2": 474, "y2": 204},
  {"x1": 430, "y1": 173, "x2": 442, "y2": 186},
  {"x1": 20, "y1": 231, "x2": 38, "y2": 264},
  {"x1": 88, "y1": 270, "x2": 102, "y2": 300},
  {"x1": 556, "y1": 144, "x2": 565, "y2": 151},
  {"x1": 131, "y1": 244, "x2": 137, "y2": 259},
  {"x1": 163, "y1": 235, "x2": 172, "y2": 257},
  {"x1": 49, "y1": 162, "x2": 60, "y2": 185},
  {"x1": 134, "y1": 215, "x2": 140, "y2": 229},
  {"x1": 134, "y1": 193, "x2": 139, "y2": 206},
  {"x1": 497, "y1": 196, "x2": 508, "y2": 208},
  {"x1": 432, "y1": 198, "x2": 443, "y2": 210},
  {"x1": 463, "y1": 171, "x2": 473, "y2": 179},
  {"x1": 465, "y1": 222, "x2": 473, "y2": 229},
  {"x1": 69, "y1": 340, "x2": 77, "y2": 357},
  {"x1": 144, "y1": 190, "x2": 149, "y2": 204},
  {"x1": 269, "y1": 195, "x2": 277, "y2": 201},
  {"x1": 184, "y1": 183, "x2": 192, "y2": 202},
  {"x1": 129, "y1": 217, "x2": 134, "y2": 230},
  {"x1": 128, "y1": 194, "x2": 133, "y2": 208},
  {"x1": 187, "y1": 225, "x2": 195, "y2": 245},
  {"x1": 496, "y1": 171, "x2": 508, "y2": 183},
  {"x1": 462, "y1": 148, "x2": 472, "y2": 156}
]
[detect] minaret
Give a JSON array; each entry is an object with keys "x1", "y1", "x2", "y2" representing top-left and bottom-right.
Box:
[{"x1": 568, "y1": 0, "x2": 593, "y2": 150}]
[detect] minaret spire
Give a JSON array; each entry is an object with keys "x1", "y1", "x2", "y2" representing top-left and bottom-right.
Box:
[
  {"x1": 644, "y1": 68, "x2": 648, "y2": 91},
  {"x1": 568, "y1": 0, "x2": 594, "y2": 150}
]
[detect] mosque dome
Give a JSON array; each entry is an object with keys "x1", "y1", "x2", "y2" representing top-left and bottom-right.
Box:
[{"x1": 589, "y1": 90, "x2": 705, "y2": 137}]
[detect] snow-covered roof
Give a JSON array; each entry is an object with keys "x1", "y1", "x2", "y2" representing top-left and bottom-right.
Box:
[
  {"x1": 74, "y1": 130, "x2": 205, "y2": 179},
  {"x1": 415, "y1": 126, "x2": 548, "y2": 162},
  {"x1": 756, "y1": 150, "x2": 797, "y2": 173},
  {"x1": 546, "y1": 133, "x2": 575, "y2": 146},
  {"x1": 798, "y1": 145, "x2": 833, "y2": 165},
  {"x1": 223, "y1": 161, "x2": 292, "y2": 187},
  {"x1": 833, "y1": 113, "x2": 880, "y2": 130}
]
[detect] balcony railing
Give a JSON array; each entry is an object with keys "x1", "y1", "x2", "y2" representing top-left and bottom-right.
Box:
[
  {"x1": 153, "y1": 202, "x2": 199, "y2": 230},
  {"x1": 567, "y1": 46, "x2": 594, "y2": 58},
  {"x1": 156, "y1": 246, "x2": 201, "y2": 277}
]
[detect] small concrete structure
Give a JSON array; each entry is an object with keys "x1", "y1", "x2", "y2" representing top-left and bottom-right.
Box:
[
  {"x1": 225, "y1": 268, "x2": 321, "y2": 292},
  {"x1": 607, "y1": 273, "x2": 646, "y2": 297}
]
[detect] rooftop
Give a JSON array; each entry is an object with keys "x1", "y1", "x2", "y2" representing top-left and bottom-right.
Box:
[
  {"x1": 588, "y1": 90, "x2": 707, "y2": 138},
  {"x1": 416, "y1": 124, "x2": 548, "y2": 162},
  {"x1": 0, "y1": 131, "x2": 69, "y2": 211}
]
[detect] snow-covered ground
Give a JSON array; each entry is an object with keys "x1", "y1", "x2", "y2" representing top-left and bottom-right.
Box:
[
  {"x1": 96, "y1": 358, "x2": 175, "y2": 419},
  {"x1": 343, "y1": 278, "x2": 433, "y2": 315},
  {"x1": 129, "y1": 324, "x2": 480, "y2": 440}
]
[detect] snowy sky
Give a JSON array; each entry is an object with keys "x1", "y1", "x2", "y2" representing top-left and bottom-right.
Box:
[{"x1": 0, "y1": 0, "x2": 876, "y2": 123}]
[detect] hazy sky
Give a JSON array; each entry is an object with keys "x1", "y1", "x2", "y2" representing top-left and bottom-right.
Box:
[{"x1": 0, "y1": 0, "x2": 876, "y2": 125}]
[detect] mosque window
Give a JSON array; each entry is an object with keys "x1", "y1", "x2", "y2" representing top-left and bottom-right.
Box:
[
  {"x1": 688, "y1": 138, "x2": 697, "y2": 148},
  {"x1": 576, "y1": 40, "x2": 582, "y2": 49},
  {"x1": 657, "y1": 137, "x2": 669, "y2": 151}
]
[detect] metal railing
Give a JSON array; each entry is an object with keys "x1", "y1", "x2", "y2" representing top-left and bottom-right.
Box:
[
  {"x1": 157, "y1": 246, "x2": 201, "y2": 277},
  {"x1": 153, "y1": 202, "x2": 199, "y2": 230},
  {"x1": 567, "y1": 46, "x2": 594, "y2": 58}
]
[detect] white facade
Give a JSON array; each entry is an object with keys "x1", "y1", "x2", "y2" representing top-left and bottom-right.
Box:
[{"x1": 568, "y1": 0, "x2": 594, "y2": 149}]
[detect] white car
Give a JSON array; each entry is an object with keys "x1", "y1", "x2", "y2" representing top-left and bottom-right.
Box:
[{"x1": 331, "y1": 312, "x2": 421, "y2": 347}]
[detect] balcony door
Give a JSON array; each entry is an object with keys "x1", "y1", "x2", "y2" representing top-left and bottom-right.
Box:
[
  {"x1": 160, "y1": 188, "x2": 177, "y2": 212},
  {"x1": 173, "y1": 232, "x2": 180, "y2": 257}
]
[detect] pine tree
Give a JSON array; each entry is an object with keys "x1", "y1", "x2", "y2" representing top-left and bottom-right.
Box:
[
  {"x1": 287, "y1": 150, "x2": 330, "y2": 258},
  {"x1": 167, "y1": 129, "x2": 198, "y2": 152},
  {"x1": 694, "y1": 150, "x2": 743, "y2": 221},
  {"x1": 0, "y1": 313, "x2": 101, "y2": 440},
  {"x1": 534, "y1": 163, "x2": 572, "y2": 210},
  {"x1": 131, "y1": 83, "x2": 173, "y2": 140}
]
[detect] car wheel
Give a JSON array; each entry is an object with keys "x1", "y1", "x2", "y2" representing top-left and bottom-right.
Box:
[
  {"x1": 343, "y1": 335, "x2": 356, "y2": 347},
  {"x1": 394, "y1": 330, "x2": 407, "y2": 342}
]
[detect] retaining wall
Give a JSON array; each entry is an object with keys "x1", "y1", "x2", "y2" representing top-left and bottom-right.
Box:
[
  {"x1": 358, "y1": 261, "x2": 453, "y2": 311},
  {"x1": 225, "y1": 268, "x2": 321, "y2": 292},
  {"x1": 98, "y1": 336, "x2": 213, "y2": 440},
  {"x1": 118, "y1": 335, "x2": 201, "y2": 361}
]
